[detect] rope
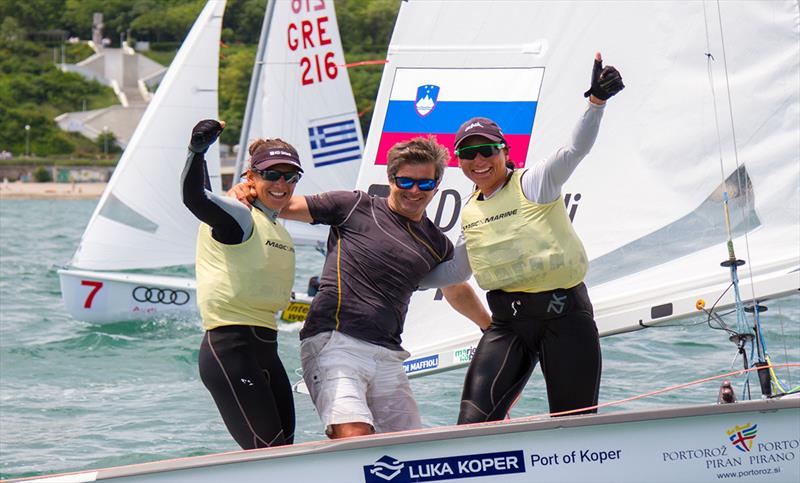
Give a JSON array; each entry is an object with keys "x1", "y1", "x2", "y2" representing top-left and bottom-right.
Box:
[
  {"x1": 767, "y1": 356, "x2": 800, "y2": 395},
  {"x1": 340, "y1": 60, "x2": 388, "y2": 68},
  {"x1": 518, "y1": 363, "x2": 800, "y2": 420}
]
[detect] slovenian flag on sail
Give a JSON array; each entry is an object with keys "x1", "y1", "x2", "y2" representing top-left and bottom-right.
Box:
[{"x1": 375, "y1": 68, "x2": 544, "y2": 168}]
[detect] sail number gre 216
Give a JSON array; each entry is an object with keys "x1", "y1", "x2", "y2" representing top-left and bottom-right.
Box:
[{"x1": 287, "y1": 0, "x2": 338, "y2": 86}]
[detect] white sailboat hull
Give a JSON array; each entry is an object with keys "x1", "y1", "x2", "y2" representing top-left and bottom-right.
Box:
[
  {"x1": 58, "y1": 269, "x2": 197, "y2": 324},
  {"x1": 21, "y1": 398, "x2": 800, "y2": 483},
  {"x1": 58, "y1": 269, "x2": 312, "y2": 325},
  {"x1": 58, "y1": 268, "x2": 316, "y2": 325}
]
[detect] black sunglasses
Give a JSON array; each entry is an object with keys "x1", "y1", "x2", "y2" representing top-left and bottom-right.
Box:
[
  {"x1": 392, "y1": 176, "x2": 438, "y2": 191},
  {"x1": 254, "y1": 169, "x2": 301, "y2": 184},
  {"x1": 454, "y1": 143, "x2": 506, "y2": 160}
]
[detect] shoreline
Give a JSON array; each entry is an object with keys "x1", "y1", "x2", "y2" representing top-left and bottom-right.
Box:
[{"x1": 0, "y1": 182, "x2": 106, "y2": 200}]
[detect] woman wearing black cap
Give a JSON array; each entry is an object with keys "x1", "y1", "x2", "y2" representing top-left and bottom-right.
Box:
[
  {"x1": 181, "y1": 120, "x2": 302, "y2": 449},
  {"x1": 421, "y1": 53, "x2": 624, "y2": 423}
]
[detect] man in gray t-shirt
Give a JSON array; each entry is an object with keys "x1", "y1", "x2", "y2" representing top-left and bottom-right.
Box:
[
  {"x1": 301, "y1": 188, "x2": 454, "y2": 351},
  {"x1": 234, "y1": 136, "x2": 490, "y2": 439}
]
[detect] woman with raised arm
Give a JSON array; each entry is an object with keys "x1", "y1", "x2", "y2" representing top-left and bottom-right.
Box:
[
  {"x1": 421, "y1": 53, "x2": 624, "y2": 423},
  {"x1": 181, "y1": 119, "x2": 302, "y2": 449}
]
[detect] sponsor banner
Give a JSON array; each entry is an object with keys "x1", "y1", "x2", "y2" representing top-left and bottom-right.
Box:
[
  {"x1": 662, "y1": 421, "x2": 799, "y2": 474},
  {"x1": 375, "y1": 68, "x2": 543, "y2": 168},
  {"x1": 280, "y1": 300, "x2": 310, "y2": 323},
  {"x1": 452, "y1": 345, "x2": 477, "y2": 364},
  {"x1": 53, "y1": 399, "x2": 797, "y2": 481},
  {"x1": 358, "y1": 414, "x2": 799, "y2": 482},
  {"x1": 363, "y1": 450, "x2": 525, "y2": 482},
  {"x1": 403, "y1": 354, "x2": 439, "y2": 374}
]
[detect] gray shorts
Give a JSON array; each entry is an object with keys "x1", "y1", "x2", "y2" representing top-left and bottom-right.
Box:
[{"x1": 300, "y1": 331, "x2": 421, "y2": 435}]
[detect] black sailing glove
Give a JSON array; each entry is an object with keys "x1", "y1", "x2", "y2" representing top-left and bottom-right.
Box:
[
  {"x1": 583, "y1": 57, "x2": 625, "y2": 101},
  {"x1": 189, "y1": 119, "x2": 224, "y2": 154}
]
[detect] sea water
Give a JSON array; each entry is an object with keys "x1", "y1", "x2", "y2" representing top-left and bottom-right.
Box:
[{"x1": 1, "y1": 199, "x2": 798, "y2": 479}]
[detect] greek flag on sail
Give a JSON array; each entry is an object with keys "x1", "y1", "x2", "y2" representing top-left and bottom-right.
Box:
[{"x1": 308, "y1": 119, "x2": 362, "y2": 168}]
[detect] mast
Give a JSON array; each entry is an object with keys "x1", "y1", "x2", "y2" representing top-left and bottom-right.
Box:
[
  {"x1": 701, "y1": 0, "x2": 773, "y2": 399},
  {"x1": 232, "y1": 0, "x2": 277, "y2": 185}
]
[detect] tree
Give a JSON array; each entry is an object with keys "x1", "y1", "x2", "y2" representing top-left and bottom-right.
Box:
[
  {"x1": 32, "y1": 166, "x2": 52, "y2": 182},
  {"x1": 96, "y1": 130, "x2": 120, "y2": 155},
  {"x1": 129, "y1": 1, "x2": 204, "y2": 44},
  {"x1": 222, "y1": 0, "x2": 267, "y2": 44},
  {"x1": 0, "y1": 16, "x2": 26, "y2": 42},
  {"x1": 0, "y1": 0, "x2": 402, "y2": 159},
  {"x1": 337, "y1": 0, "x2": 399, "y2": 54},
  {"x1": 0, "y1": 0, "x2": 65, "y2": 35}
]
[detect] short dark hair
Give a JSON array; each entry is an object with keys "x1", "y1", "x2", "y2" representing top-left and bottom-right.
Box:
[{"x1": 386, "y1": 136, "x2": 448, "y2": 181}]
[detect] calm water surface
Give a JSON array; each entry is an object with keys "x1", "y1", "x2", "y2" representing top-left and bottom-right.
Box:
[{"x1": 1, "y1": 199, "x2": 798, "y2": 479}]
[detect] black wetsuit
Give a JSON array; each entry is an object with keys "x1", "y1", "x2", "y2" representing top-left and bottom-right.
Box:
[
  {"x1": 198, "y1": 325, "x2": 295, "y2": 449},
  {"x1": 182, "y1": 150, "x2": 294, "y2": 449},
  {"x1": 458, "y1": 284, "x2": 601, "y2": 423}
]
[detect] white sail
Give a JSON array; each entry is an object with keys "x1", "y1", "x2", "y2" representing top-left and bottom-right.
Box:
[
  {"x1": 353, "y1": 0, "x2": 800, "y2": 375},
  {"x1": 236, "y1": 0, "x2": 364, "y2": 245},
  {"x1": 69, "y1": 0, "x2": 225, "y2": 270}
]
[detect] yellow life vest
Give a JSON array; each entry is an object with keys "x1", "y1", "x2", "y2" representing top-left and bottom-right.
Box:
[
  {"x1": 195, "y1": 208, "x2": 295, "y2": 330},
  {"x1": 461, "y1": 170, "x2": 588, "y2": 292}
]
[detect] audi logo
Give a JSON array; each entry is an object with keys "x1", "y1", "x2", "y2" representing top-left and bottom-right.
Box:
[{"x1": 132, "y1": 286, "x2": 191, "y2": 305}]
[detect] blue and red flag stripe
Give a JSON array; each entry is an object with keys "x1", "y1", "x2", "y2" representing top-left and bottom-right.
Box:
[
  {"x1": 376, "y1": 100, "x2": 538, "y2": 168},
  {"x1": 377, "y1": 133, "x2": 532, "y2": 169}
]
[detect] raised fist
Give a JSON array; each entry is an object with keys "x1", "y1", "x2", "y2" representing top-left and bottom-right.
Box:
[{"x1": 189, "y1": 119, "x2": 225, "y2": 154}]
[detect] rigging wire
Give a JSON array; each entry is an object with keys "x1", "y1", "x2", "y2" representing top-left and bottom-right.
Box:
[
  {"x1": 713, "y1": 0, "x2": 765, "y2": 354},
  {"x1": 714, "y1": 0, "x2": 761, "y2": 325},
  {"x1": 702, "y1": 2, "x2": 748, "y2": 337},
  {"x1": 700, "y1": 1, "x2": 791, "y2": 399}
]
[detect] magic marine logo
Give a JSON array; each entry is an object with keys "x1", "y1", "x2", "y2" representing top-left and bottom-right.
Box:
[
  {"x1": 265, "y1": 240, "x2": 295, "y2": 252},
  {"x1": 363, "y1": 450, "x2": 525, "y2": 482},
  {"x1": 728, "y1": 423, "x2": 758, "y2": 452}
]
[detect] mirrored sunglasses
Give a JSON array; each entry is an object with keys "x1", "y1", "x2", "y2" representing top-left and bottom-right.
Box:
[
  {"x1": 254, "y1": 169, "x2": 301, "y2": 184},
  {"x1": 392, "y1": 176, "x2": 438, "y2": 191},
  {"x1": 454, "y1": 143, "x2": 506, "y2": 160}
]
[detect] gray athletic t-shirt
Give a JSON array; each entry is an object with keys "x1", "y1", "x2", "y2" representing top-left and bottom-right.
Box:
[{"x1": 300, "y1": 190, "x2": 454, "y2": 351}]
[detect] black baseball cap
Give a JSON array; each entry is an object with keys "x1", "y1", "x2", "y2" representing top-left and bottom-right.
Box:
[{"x1": 454, "y1": 117, "x2": 506, "y2": 150}]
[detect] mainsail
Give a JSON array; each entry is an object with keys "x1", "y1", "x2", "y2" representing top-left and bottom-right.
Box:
[
  {"x1": 234, "y1": 0, "x2": 363, "y2": 245},
  {"x1": 69, "y1": 0, "x2": 225, "y2": 270},
  {"x1": 354, "y1": 0, "x2": 800, "y2": 376}
]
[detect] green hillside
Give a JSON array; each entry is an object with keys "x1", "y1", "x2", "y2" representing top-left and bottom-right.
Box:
[{"x1": 0, "y1": 0, "x2": 399, "y2": 158}]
